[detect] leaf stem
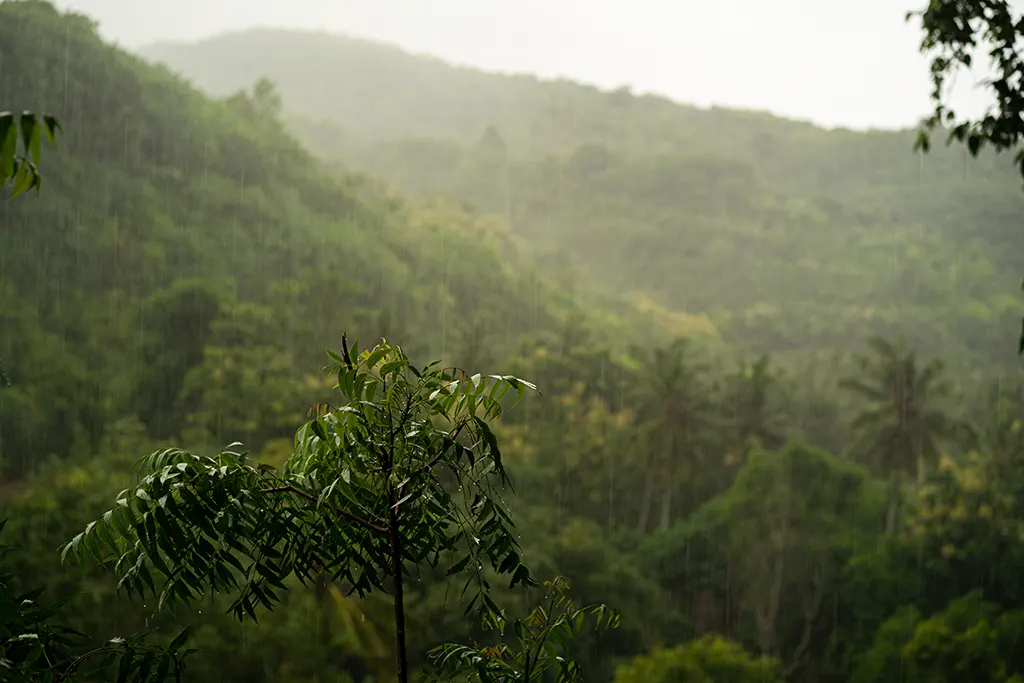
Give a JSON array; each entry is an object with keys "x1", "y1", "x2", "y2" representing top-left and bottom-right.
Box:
[{"x1": 260, "y1": 485, "x2": 387, "y2": 535}]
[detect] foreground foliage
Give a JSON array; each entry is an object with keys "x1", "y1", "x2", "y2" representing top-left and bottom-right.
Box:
[
  {"x1": 424, "y1": 577, "x2": 619, "y2": 683},
  {"x1": 1, "y1": 520, "x2": 195, "y2": 683}
]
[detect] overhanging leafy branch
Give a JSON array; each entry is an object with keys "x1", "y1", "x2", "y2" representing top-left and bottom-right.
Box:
[{"x1": 0, "y1": 110, "x2": 60, "y2": 199}]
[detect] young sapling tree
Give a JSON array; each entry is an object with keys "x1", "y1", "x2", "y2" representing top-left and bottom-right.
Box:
[{"x1": 64, "y1": 337, "x2": 539, "y2": 683}]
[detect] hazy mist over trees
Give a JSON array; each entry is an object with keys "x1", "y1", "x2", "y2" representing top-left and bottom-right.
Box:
[{"x1": 55, "y1": 0, "x2": 998, "y2": 129}]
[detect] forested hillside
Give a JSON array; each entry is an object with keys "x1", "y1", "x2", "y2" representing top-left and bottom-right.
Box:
[
  {"x1": 0, "y1": 2, "x2": 632, "y2": 479},
  {"x1": 143, "y1": 29, "x2": 1024, "y2": 373},
  {"x1": 7, "y1": 3, "x2": 1024, "y2": 683},
  {"x1": 0, "y1": 1, "x2": 626, "y2": 679}
]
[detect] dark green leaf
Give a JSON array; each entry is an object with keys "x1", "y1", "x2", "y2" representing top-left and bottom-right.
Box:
[
  {"x1": 0, "y1": 112, "x2": 15, "y2": 179},
  {"x1": 18, "y1": 112, "x2": 37, "y2": 163},
  {"x1": 167, "y1": 626, "x2": 191, "y2": 653}
]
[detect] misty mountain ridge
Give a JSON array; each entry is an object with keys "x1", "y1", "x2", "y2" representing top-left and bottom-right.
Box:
[
  {"x1": 1, "y1": 0, "x2": 622, "y2": 474},
  {"x1": 138, "y1": 27, "x2": 1024, "y2": 181},
  {"x1": 139, "y1": 26, "x2": 1024, "y2": 373},
  {"x1": 142, "y1": 26, "x2": 839, "y2": 133}
]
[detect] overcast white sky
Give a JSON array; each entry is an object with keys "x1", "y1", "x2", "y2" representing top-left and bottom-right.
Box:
[{"x1": 55, "y1": 0, "x2": 1007, "y2": 131}]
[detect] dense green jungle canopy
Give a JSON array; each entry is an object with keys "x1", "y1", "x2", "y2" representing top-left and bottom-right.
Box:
[{"x1": 5, "y1": 1, "x2": 1024, "y2": 682}]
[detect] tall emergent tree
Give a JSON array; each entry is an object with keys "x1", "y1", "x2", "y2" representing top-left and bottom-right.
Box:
[
  {"x1": 64, "y1": 337, "x2": 539, "y2": 683},
  {"x1": 629, "y1": 338, "x2": 715, "y2": 533}
]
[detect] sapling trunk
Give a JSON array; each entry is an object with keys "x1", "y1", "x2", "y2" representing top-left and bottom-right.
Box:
[{"x1": 388, "y1": 487, "x2": 409, "y2": 683}]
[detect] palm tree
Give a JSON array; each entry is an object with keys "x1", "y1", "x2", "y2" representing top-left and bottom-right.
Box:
[
  {"x1": 840, "y1": 336, "x2": 973, "y2": 535},
  {"x1": 724, "y1": 354, "x2": 787, "y2": 454},
  {"x1": 630, "y1": 338, "x2": 716, "y2": 533}
]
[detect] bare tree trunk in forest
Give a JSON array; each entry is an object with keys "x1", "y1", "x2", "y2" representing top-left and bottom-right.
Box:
[
  {"x1": 658, "y1": 434, "x2": 678, "y2": 531},
  {"x1": 637, "y1": 461, "x2": 655, "y2": 534},
  {"x1": 755, "y1": 501, "x2": 789, "y2": 659},
  {"x1": 785, "y1": 566, "x2": 826, "y2": 677},
  {"x1": 885, "y1": 470, "x2": 903, "y2": 536},
  {"x1": 755, "y1": 546, "x2": 786, "y2": 658},
  {"x1": 659, "y1": 476, "x2": 672, "y2": 531}
]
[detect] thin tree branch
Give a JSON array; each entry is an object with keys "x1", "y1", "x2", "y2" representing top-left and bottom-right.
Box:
[
  {"x1": 260, "y1": 485, "x2": 388, "y2": 535},
  {"x1": 405, "y1": 418, "x2": 471, "y2": 484}
]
